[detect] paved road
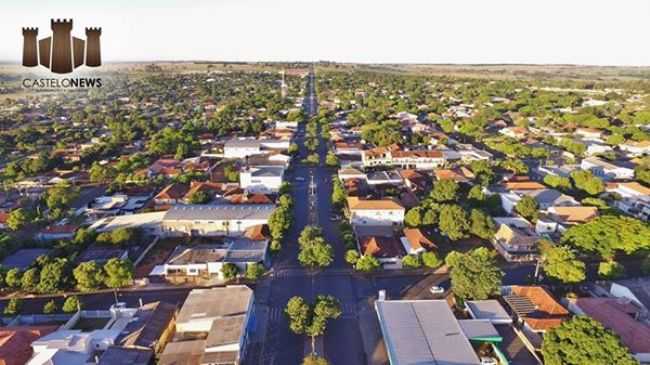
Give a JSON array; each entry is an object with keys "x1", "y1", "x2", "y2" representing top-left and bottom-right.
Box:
[{"x1": 245, "y1": 69, "x2": 427, "y2": 365}]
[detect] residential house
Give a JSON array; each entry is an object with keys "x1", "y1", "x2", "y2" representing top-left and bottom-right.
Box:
[
  {"x1": 355, "y1": 225, "x2": 404, "y2": 267},
  {"x1": 398, "y1": 169, "x2": 429, "y2": 193},
  {"x1": 0, "y1": 326, "x2": 58, "y2": 365},
  {"x1": 499, "y1": 185, "x2": 579, "y2": 214},
  {"x1": 499, "y1": 127, "x2": 528, "y2": 140},
  {"x1": 606, "y1": 182, "x2": 650, "y2": 221},
  {"x1": 223, "y1": 138, "x2": 289, "y2": 159},
  {"x1": 575, "y1": 127, "x2": 604, "y2": 141},
  {"x1": 161, "y1": 204, "x2": 275, "y2": 237},
  {"x1": 361, "y1": 145, "x2": 445, "y2": 170},
  {"x1": 455, "y1": 144, "x2": 493, "y2": 162},
  {"x1": 245, "y1": 153, "x2": 290, "y2": 169},
  {"x1": 160, "y1": 286, "x2": 254, "y2": 365},
  {"x1": 162, "y1": 237, "x2": 268, "y2": 283},
  {"x1": 347, "y1": 197, "x2": 405, "y2": 226},
  {"x1": 492, "y1": 217, "x2": 540, "y2": 262},
  {"x1": 148, "y1": 159, "x2": 182, "y2": 178},
  {"x1": 580, "y1": 157, "x2": 635, "y2": 181},
  {"x1": 620, "y1": 140, "x2": 650, "y2": 157},
  {"x1": 337, "y1": 168, "x2": 366, "y2": 182},
  {"x1": 183, "y1": 181, "x2": 224, "y2": 203},
  {"x1": 502, "y1": 286, "x2": 569, "y2": 349},
  {"x1": 333, "y1": 142, "x2": 363, "y2": 156},
  {"x1": 400, "y1": 228, "x2": 435, "y2": 255},
  {"x1": 154, "y1": 183, "x2": 189, "y2": 206},
  {"x1": 434, "y1": 167, "x2": 474, "y2": 183},
  {"x1": 239, "y1": 167, "x2": 284, "y2": 194},
  {"x1": 366, "y1": 171, "x2": 403, "y2": 186},
  {"x1": 536, "y1": 206, "x2": 599, "y2": 235},
  {"x1": 568, "y1": 297, "x2": 650, "y2": 363},
  {"x1": 584, "y1": 140, "x2": 614, "y2": 156},
  {"x1": 37, "y1": 224, "x2": 78, "y2": 241}
]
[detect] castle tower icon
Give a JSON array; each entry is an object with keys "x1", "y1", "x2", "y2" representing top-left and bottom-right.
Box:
[
  {"x1": 22, "y1": 18, "x2": 102, "y2": 74},
  {"x1": 22, "y1": 28, "x2": 38, "y2": 67}
]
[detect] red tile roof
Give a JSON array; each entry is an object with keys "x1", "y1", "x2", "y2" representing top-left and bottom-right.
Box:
[
  {"x1": 575, "y1": 297, "x2": 650, "y2": 354},
  {"x1": 510, "y1": 286, "x2": 568, "y2": 331},
  {"x1": 0, "y1": 326, "x2": 58, "y2": 365},
  {"x1": 155, "y1": 183, "x2": 190, "y2": 201},
  {"x1": 359, "y1": 235, "x2": 404, "y2": 258}
]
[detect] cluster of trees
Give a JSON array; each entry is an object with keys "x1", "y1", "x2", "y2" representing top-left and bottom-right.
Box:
[
  {"x1": 285, "y1": 295, "x2": 341, "y2": 356},
  {"x1": 404, "y1": 180, "x2": 496, "y2": 242},
  {"x1": 542, "y1": 316, "x2": 638, "y2": 365},
  {"x1": 220, "y1": 262, "x2": 266, "y2": 282},
  {"x1": 267, "y1": 193, "x2": 293, "y2": 252},
  {"x1": 298, "y1": 226, "x2": 333, "y2": 269},
  {"x1": 445, "y1": 248, "x2": 503, "y2": 300},
  {"x1": 73, "y1": 258, "x2": 134, "y2": 291},
  {"x1": 401, "y1": 251, "x2": 442, "y2": 270}
]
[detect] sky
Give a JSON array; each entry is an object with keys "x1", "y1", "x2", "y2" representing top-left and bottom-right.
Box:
[{"x1": 1, "y1": 0, "x2": 649, "y2": 66}]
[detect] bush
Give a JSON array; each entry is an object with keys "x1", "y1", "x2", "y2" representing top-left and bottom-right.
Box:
[
  {"x1": 422, "y1": 251, "x2": 442, "y2": 269},
  {"x1": 402, "y1": 255, "x2": 422, "y2": 269},
  {"x1": 221, "y1": 263, "x2": 239, "y2": 281},
  {"x1": 62, "y1": 296, "x2": 81, "y2": 313},
  {"x1": 355, "y1": 255, "x2": 380, "y2": 272},
  {"x1": 3, "y1": 298, "x2": 22, "y2": 315},
  {"x1": 43, "y1": 300, "x2": 57, "y2": 314},
  {"x1": 245, "y1": 263, "x2": 265, "y2": 281},
  {"x1": 345, "y1": 250, "x2": 359, "y2": 265}
]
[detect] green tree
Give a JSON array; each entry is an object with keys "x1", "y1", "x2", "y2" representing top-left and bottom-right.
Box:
[
  {"x1": 422, "y1": 208, "x2": 438, "y2": 226},
  {"x1": 285, "y1": 296, "x2": 310, "y2": 334},
  {"x1": 5, "y1": 268, "x2": 22, "y2": 289},
  {"x1": 3, "y1": 298, "x2": 22, "y2": 316},
  {"x1": 542, "y1": 316, "x2": 637, "y2": 365},
  {"x1": 515, "y1": 196, "x2": 539, "y2": 221},
  {"x1": 467, "y1": 185, "x2": 486, "y2": 205},
  {"x1": 438, "y1": 204, "x2": 469, "y2": 240},
  {"x1": 37, "y1": 258, "x2": 68, "y2": 294},
  {"x1": 73, "y1": 261, "x2": 106, "y2": 292},
  {"x1": 331, "y1": 178, "x2": 347, "y2": 206},
  {"x1": 446, "y1": 248, "x2": 503, "y2": 300},
  {"x1": 221, "y1": 263, "x2": 239, "y2": 281},
  {"x1": 544, "y1": 175, "x2": 572, "y2": 190},
  {"x1": 422, "y1": 251, "x2": 442, "y2": 269},
  {"x1": 570, "y1": 170, "x2": 605, "y2": 196},
  {"x1": 402, "y1": 254, "x2": 422, "y2": 269},
  {"x1": 345, "y1": 250, "x2": 360, "y2": 265},
  {"x1": 21, "y1": 268, "x2": 40, "y2": 292},
  {"x1": 103, "y1": 258, "x2": 134, "y2": 288},
  {"x1": 540, "y1": 243, "x2": 586, "y2": 284},
  {"x1": 298, "y1": 241, "x2": 334, "y2": 269},
  {"x1": 6, "y1": 208, "x2": 28, "y2": 231},
  {"x1": 111, "y1": 227, "x2": 137, "y2": 246},
  {"x1": 500, "y1": 158, "x2": 529, "y2": 174},
  {"x1": 355, "y1": 254, "x2": 380, "y2": 272},
  {"x1": 62, "y1": 296, "x2": 81, "y2": 313},
  {"x1": 288, "y1": 143, "x2": 299, "y2": 155},
  {"x1": 404, "y1": 207, "x2": 422, "y2": 227},
  {"x1": 43, "y1": 300, "x2": 58, "y2": 314},
  {"x1": 187, "y1": 190, "x2": 210, "y2": 204},
  {"x1": 469, "y1": 209, "x2": 495, "y2": 240},
  {"x1": 325, "y1": 152, "x2": 339, "y2": 167},
  {"x1": 430, "y1": 180, "x2": 459, "y2": 203},
  {"x1": 561, "y1": 215, "x2": 650, "y2": 258},
  {"x1": 598, "y1": 260, "x2": 625, "y2": 279},
  {"x1": 245, "y1": 263, "x2": 265, "y2": 281}
]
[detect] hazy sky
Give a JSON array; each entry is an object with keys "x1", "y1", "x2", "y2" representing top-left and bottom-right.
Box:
[{"x1": 2, "y1": 0, "x2": 649, "y2": 65}]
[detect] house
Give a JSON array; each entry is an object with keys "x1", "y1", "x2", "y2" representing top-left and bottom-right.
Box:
[
  {"x1": 0, "y1": 326, "x2": 58, "y2": 365},
  {"x1": 583, "y1": 140, "x2": 613, "y2": 156},
  {"x1": 347, "y1": 197, "x2": 405, "y2": 226},
  {"x1": 620, "y1": 140, "x2": 650, "y2": 157},
  {"x1": 37, "y1": 224, "x2": 78, "y2": 241},
  {"x1": 499, "y1": 127, "x2": 528, "y2": 140},
  {"x1": 434, "y1": 167, "x2": 474, "y2": 183},
  {"x1": 492, "y1": 217, "x2": 539, "y2": 262},
  {"x1": 366, "y1": 171, "x2": 403, "y2": 186},
  {"x1": 575, "y1": 127, "x2": 604, "y2": 141},
  {"x1": 580, "y1": 157, "x2": 635, "y2": 181},
  {"x1": 355, "y1": 225, "x2": 404, "y2": 267},
  {"x1": 502, "y1": 286, "x2": 569, "y2": 335},
  {"x1": 536, "y1": 206, "x2": 599, "y2": 235},
  {"x1": 161, "y1": 204, "x2": 275, "y2": 237},
  {"x1": 98, "y1": 347, "x2": 153, "y2": 365},
  {"x1": 239, "y1": 167, "x2": 284, "y2": 194},
  {"x1": 162, "y1": 238, "x2": 268, "y2": 283},
  {"x1": 399, "y1": 169, "x2": 429, "y2": 193},
  {"x1": 606, "y1": 182, "x2": 650, "y2": 221},
  {"x1": 148, "y1": 159, "x2": 182, "y2": 178},
  {"x1": 245, "y1": 153, "x2": 290, "y2": 169},
  {"x1": 1, "y1": 249, "x2": 52, "y2": 270},
  {"x1": 160, "y1": 286, "x2": 254, "y2": 365},
  {"x1": 333, "y1": 142, "x2": 363, "y2": 156},
  {"x1": 183, "y1": 181, "x2": 224, "y2": 203},
  {"x1": 400, "y1": 228, "x2": 435, "y2": 255},
  {"x1": 154, "y1": 183, "x2": 190, "y2": 206},
  {"x1": 223, "y1": 138, "x2": 289, "y2": 159},
  {"x1": 499, "y1": 187, "x2": 579, "y2": 214},
  {"x1": 361, "y1": 145, "x2": 445, "y2": 170},
  {"x1": 568, "y1": 297, "x2": 650, "y2": 363},
  {"x1": 375, "y1": 298, "x2": 484, "y2": 365},
  {"x1": 455, "y1": 144, "x2": 493, "y2": 162},
  {"x1": 337, "y1": 168, "x2": 366, "y2": 182},
  {"x1": 0, "y1": 211, "x2": 9, "y2": 230},
  {"x1": 89, "y1": 211, "x2": 166, "y2": 236}
]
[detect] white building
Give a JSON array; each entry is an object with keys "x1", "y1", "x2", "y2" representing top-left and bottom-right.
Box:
[
  {"x1": 223, "y1": 138, "x2": 290, "y2": 159},
  {"x1": 239, "y1": 166, "x2": 284, "y2": 194},
  {"x1": 620, "y1": 141, "x2": 650, "y2": 157},
  {"x1": 347, "y1": 197, "x2": 405, "y2": 226},
  {"x1": 161, "y1": 204, "x2": 275, "y2": 237},
  {"x1": 580, "y1": 157, "x2": 635, "y2": 181}
]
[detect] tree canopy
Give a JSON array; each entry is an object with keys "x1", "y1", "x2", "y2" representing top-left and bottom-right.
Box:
[
  {"x1": 446, "y1": 248, "x2": 503, "y2": 300},
  {"x1": 561, "y1": 215, "x2": 650, "y2": 258}
]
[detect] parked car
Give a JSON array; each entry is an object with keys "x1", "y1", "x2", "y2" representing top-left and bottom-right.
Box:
[
  {"x1": 429, "y1": 286, "x2": 444, "y2": 295},
  {"x1": 480, "y1": 357, "x2": 498, "y2": 365},
  {"x1": 295, "y1": 176, "x2": 305, "y2": 182}
]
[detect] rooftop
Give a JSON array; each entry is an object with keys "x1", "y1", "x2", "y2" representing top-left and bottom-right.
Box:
[
  {"x1": 163, "y1": 204, "x2": 275, "y2": 221},
  {"x1": 375, "y1": 299, "x2": 480, "y2": 365},
  {"x1": 98, "y1": 346, "x2": 153, "y2": 365},
  {"x1": 176, "y1": 286, "x2": 253, "y2": 326},
  {"x1": 347, "y1": 197, "x2": 404, "y2": 210}
]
